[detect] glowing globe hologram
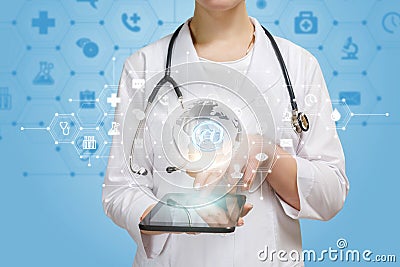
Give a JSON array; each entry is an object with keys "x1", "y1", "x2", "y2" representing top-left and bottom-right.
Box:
[
  {"x1": 164, "y1": 98, "x2": 244, "y2": 174},
  {"x1": 122, "y1": 61, "x2": 278, "y2": 201}
]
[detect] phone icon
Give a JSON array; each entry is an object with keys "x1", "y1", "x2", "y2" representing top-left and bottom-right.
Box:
[{"x1": 122, "y1": 12, "x2": 141, "y2": 32}]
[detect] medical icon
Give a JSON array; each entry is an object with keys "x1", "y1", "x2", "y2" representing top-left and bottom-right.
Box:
[
  {"x1": 305, "y1": 93, "x2": 318, "y2": 107},
  {"x1": 339, "y1": 91, "x2": 361, "y2": 106},
  {"x1": 32, "y1": 11, "x2": 55, "y2": 35},
  {"x1": 108, "y1": 121, "x2": 120, "y2": 136},
  {"x1": 295, "y1": 11, "x2": 318, "y2": 34},
  {"x1": 76, "y1": 38, "x2": 99, "y2": 58},
  {"x1": 75, "y1": 135, "x2": 99, "y2": 161},
  {"x1": 231, "y1": 164, "x2": 244, "y2": 179},
  {"x1": 255, "y1": 153, "x2": 268, "y2": 162},
  {"x1": 191, "y1": 121, "x2": 224, "y2": 152},
  {"x1": 77, "y1": 0, "x2": 98, "y2": 9},
  {"x1": 342, "y1": 37, "x2": 359, "y2": 60},
  {"x1": 158, "y1": 95, "x2": 169, "y2": 106},
  {"x1": 382, "y1": 12, "x2": 400, "y2": 34},
  {"x1": 59, "y1": 122, "x2": 70, "y2": 136},
  {"x1": 132, "y1": 78, "x2": 145, "y2": 90},
  {"x1": 0, "y1": 87, "x2": 12, "y2": 110},
  {"x1": 107, "y1": 93, "x2": 121, "y2": 108},
  {"x1": 279, "y1": 139, "x2": 293, "y2": 148},
  {"x1": 122, "y1": 12, "x2": 141, "y2": 32},
  {"x1": 282, "y1": 110, "x2": 291, "y2": 122},
  {"x1": 83, "y1": 136, "x2": 97, "y2": 150},
  {"x1": 33, "y1": 61, "x2": 54, "y2": 85},
  {"x1": 256, "y1": 0, "x2": 267, "y2": 9},
  {"x1": 80, "y1": 90, "x2": 96, "y2": 109},
  {"x1": 331, "y1": 108, "x2": 342, "y2": 122},
  {"x1": 49, "y1": 114, "x2": 79, "y2": 143}
]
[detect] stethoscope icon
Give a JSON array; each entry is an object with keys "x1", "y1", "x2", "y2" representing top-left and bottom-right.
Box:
[{"x1": 59, "y1": 122, "x2": 70, "y2": 136}]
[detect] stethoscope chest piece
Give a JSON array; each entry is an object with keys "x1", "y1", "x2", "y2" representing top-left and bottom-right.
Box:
[{"x1": 293, "y1": 111, "x2": 310, "y2": 133}]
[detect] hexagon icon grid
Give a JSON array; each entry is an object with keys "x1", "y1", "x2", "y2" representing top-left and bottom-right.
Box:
[
  {"x1": 324, "y1": 0, "x2": 376, "y2": 21},
  {"x1": 61, "y1": 74, "x2": 107, "y2": 128},
  {"x1": 16, "y1": 0, "x2": 70, "y2": 46},
  {"x1": 104, "y1": 1, "x2": 160, "y2": 48},
  {"x1": 60, "y1": 23, "x2": 114, "y2": 73},
  {"x1": 60, "y1": 0, "x2": 113, "y2": 22},
  {"x1": 246, "y1": 0, "x2": 289, "y2": 20},
  {"x1": 328, "y1": 74, "x2": 380, "y2": 121},
  {"x1": 366, "y1": 0, "x2": 400, "y2": 46},
  {"x1": 278, "y1": 0, "x2": 334, "y2": 48},
  {"x1": 98, "y1": 84, "x2": 121, "y2": 115},
  {"x1": 0, "y1": 73, "x2": 26, "y2": 124},
  {"x1": 73, "y1": 128, "x2": 106, "y2": 167},
  {"x1": 321, "y1": 99, "x2": 352, "y2": 131},
  {"x1": 48, "y1": 113, "x2": 80, "y2": 144},
  {"x1": 323, "y1": 23, "x2": 378, "y2": 73},
  {"x1": 0, "y1": 24, "x2": 25, "y2": 72},
  {"x1": 16, "y1": 50, "x2": 71, "y2": 97},
  {"x1": 104, "y1": 50, "x2": 133, "y2": 85}
]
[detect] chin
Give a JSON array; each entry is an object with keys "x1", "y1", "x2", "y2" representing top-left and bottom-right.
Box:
[{"x1": 196, "y1": 0, "x2": 244, "y2": 11}]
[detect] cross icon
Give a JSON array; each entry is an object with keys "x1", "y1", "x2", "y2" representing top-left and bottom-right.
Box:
[
  {"x1": 130, "y1": 13, "x2": 141, "y2": 24},
  {"x1": 32, "y1": 11, "x2": 55, "y2": 35},
  {"x1": 107, "y1": 93, "x2": 121, "y2": 108},
  {"x1": 301, "y1": 20, "x2": 311, "y2": 31}
]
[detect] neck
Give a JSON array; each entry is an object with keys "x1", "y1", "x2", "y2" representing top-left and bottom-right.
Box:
[{"x1": 190, "y1": 2, "x2": 253, "y2": 45}]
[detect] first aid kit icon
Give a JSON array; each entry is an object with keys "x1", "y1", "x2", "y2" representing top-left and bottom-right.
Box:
[{"x1": 295, "y1": 11, "x2": 318, "y2": 34}]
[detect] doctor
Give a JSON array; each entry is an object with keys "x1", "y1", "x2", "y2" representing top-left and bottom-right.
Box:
[{"x1": 102, "y1": 0, "x2": 349, "y2": 266}]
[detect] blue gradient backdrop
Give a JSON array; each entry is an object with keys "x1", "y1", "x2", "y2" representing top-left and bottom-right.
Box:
[{"x1": 0, "y1": 0, "x2": 399, "y2": 266}]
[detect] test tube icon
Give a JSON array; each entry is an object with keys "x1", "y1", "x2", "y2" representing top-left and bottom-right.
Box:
[{"x1": 83, "y1": 136, "x2": 97, "y2": 150}]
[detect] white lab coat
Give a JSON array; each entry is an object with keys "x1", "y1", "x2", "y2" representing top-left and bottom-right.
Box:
[{"x1": 102, "y1": 17, "x2": 349, "y2": 267}]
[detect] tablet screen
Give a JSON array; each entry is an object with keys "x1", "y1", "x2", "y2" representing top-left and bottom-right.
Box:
[{"x1": 139, "y1": 193, "x2": 246, "y2": 233}]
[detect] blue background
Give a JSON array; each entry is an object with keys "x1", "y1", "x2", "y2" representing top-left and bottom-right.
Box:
[{"x1": 0, "y1": 0, "x2": 399, "y2": 266}]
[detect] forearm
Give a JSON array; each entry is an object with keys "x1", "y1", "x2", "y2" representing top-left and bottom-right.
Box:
[{"x1": 266, "y1": 145, "x2": 300, "y2": 210}]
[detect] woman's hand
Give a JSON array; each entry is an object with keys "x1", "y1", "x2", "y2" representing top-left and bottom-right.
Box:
[
  {"x1": 186, "y1": 134, "x2": 275, "y2": 192},
  {"x1": 195, "y1": 202, "x2": 253, "y2": 227},
  {"x1": 239, "y1": 134, "x2": 275, "y2": 190}
]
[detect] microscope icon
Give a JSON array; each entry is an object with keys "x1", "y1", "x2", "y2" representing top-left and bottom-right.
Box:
[
  {"x1": 342, "y1": 37, "x2": 358, "y2": 60},
  {"x1": 33, "y1": 61, "x2": 55, "y2": 85}
]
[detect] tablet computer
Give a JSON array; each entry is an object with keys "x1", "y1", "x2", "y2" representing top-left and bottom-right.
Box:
[{"x1": 139, "y1": 193, "x2": 246, "y2": 233}]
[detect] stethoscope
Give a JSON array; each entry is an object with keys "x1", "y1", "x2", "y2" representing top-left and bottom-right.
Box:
[{"x1": 129, "y1": 23, "x2": 309, "y2": 176}]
